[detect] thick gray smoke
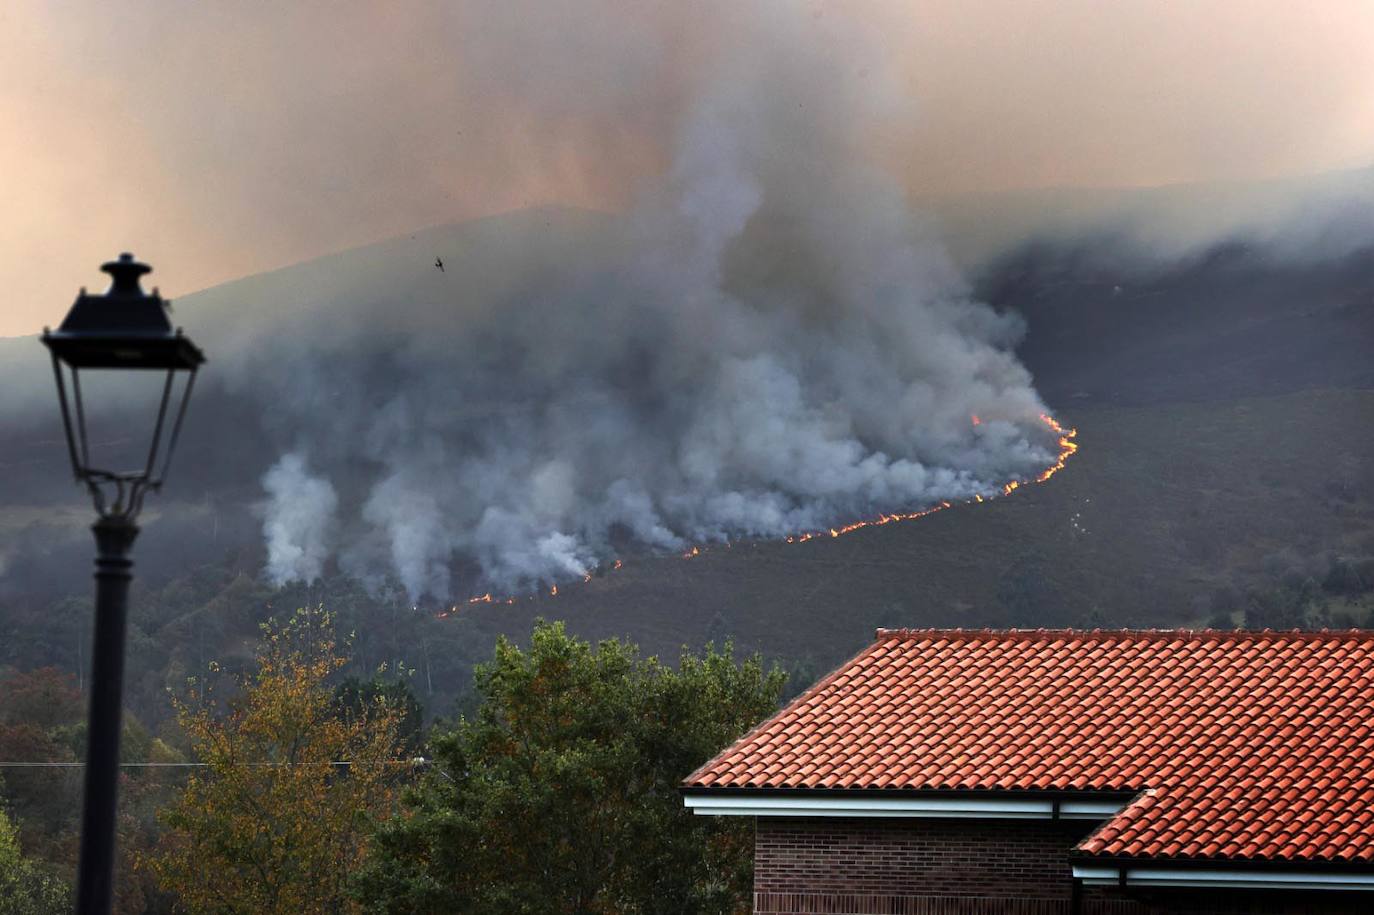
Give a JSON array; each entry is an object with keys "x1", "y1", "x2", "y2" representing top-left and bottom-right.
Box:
[
  {"x1": 232, "y1": 3, "x2": 1058, "y2": 600},
  {"x1": 261, "y1": 453, "x2": 337, "y2": 585}
]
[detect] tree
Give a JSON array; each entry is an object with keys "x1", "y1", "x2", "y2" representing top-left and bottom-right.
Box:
[
  {"x1": 0, "y1": 793, "x2": 69, "y2": 915},
  {"x1": 146, "y1": 607, "x2": 406, "y2": 915},
  {"x1": 0, "y1": 666, "x2": 171, "y2": 913},
  {"x1": 333, "y1": 676, "x2": 425, "y2": 756},
  {"x1": 0, "y1": 667, "x2": 84, "y2": 733},
  {"x1": 354, "y1": 620, "x2": 786, "y2": 915}
]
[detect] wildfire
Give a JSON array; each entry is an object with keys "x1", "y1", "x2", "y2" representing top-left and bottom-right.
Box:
[
  {"x1": 1032, "y1": 413, "x2": 1079, "y2": 483},
  {"x1": 777, "y1": 416, "x2": 1077, "y2": 545},
  {"x1": 438, "y1": 413, "x2": 1078, "y2": 619}
]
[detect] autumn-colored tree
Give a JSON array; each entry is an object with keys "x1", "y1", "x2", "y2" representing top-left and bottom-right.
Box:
[{"x1": 146, "y1": 607, "x2": 407, "y2": 915}]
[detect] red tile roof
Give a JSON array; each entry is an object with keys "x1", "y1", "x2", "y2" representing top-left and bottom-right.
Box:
[{"x1": 685, "y1": 629, "x2": 1374, "y2": 864}]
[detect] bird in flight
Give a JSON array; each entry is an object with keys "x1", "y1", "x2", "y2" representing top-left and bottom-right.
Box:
[{"x1": 434, "y1": 257, "x2": 444, "y2": 272}]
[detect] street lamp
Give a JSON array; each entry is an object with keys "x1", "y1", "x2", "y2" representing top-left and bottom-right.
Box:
[{"x1": 41, "y1": 253, "x2": 204, "y2": 915}]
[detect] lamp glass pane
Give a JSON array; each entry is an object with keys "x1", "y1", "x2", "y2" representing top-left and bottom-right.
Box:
[{"x1": 68, "y1": 367, "x2": 181, "y2": 481}]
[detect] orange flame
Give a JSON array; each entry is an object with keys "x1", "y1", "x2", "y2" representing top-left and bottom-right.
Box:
[{"x1": 1032, "y1": 413, "x2": 1079, "y2": 484}]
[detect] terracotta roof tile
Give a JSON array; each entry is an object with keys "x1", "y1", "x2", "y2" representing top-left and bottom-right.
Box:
[{"x1": 684, "y1": 628, "x2": 1374, "y2": 864}]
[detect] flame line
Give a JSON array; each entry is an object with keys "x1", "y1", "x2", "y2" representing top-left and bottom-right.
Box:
[{"x1": 437, "y1": 415, "x2": 1078, "y2": 618}]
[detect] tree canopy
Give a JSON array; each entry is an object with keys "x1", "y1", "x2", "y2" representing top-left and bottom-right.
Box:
[
  {"x1": 354, "y1": 620, "x2": 786, "y2": 915},
  {"x1": 146, "y1": 607, "x2": 407, "y2": 915},
  {"x1": 0, "y1": 791, "x2": 68, "y2": 915}
]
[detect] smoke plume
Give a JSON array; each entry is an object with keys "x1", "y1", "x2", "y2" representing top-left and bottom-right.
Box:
[
  {"x1": 223, "y1": 2, "x2": 1057, "y2": 600},
  {"x1": 261, "y1": 453, "x2": 337, "y2": 585}
]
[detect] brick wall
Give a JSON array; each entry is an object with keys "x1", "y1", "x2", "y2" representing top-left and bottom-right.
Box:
[
  {"x1": 755, "y1": 816, "x2": 1092, "y2": 900},
  {"x1": 752, "y1": 817, "x2": 1373, "y2": 915}
]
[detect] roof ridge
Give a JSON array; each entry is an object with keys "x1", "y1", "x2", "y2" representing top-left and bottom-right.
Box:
[{"x1": 874, "y1": 627, "x2": 1374, "y2": 642}]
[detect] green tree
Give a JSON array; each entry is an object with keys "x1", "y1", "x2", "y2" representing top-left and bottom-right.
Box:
[
  {"x1": 0, "y1": 667, "x2": 171, "y2": 913},
  {"x1": 0, "y1": 795, "x2": 69, "y2": 915},
  {"x1": 333, "y1": 676, "x2": 425, "y2": 755},
  {"x1": 354, "y1": 620, "x2": 786, "y2": 915},
  {"x1": 146, "y1": 607, "x2": 407, "y2": 915}
]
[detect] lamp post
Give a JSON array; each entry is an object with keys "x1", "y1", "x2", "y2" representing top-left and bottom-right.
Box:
[{"x1": 41, "y1": 254, "x2": 204, "y2": 915}]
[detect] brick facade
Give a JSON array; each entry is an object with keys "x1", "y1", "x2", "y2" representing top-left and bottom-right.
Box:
[
  {"x1": 756, "y1": 816, "x2": 1092, "y2": 901},
  {"x1": 752, "y1": 817, "x2": 1373, "y2": 915}
]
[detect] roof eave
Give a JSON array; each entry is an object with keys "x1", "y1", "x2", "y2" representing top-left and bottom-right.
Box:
[
  {"x1": 683, "y1": 786, "x2": 1135, "y2": 820},
  {"x1": 1073, "y1": 862, "x2": 1374, "y2": 891}
]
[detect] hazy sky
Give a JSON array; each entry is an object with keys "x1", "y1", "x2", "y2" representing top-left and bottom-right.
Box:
[{"x1": 3, "y1": 0, "x2": 1373, "y2": 337}]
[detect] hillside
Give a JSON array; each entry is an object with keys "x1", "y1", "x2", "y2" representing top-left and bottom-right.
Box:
[
  {"x1": 4, "y1": 387, "x2": 1370, "y2": 731},
  {"x1": 2, "y1": 205, "x2": 1372, "y2": 726},
  {"x1": 452, "y1": 387, "x2": 1374, "y2": 658}
]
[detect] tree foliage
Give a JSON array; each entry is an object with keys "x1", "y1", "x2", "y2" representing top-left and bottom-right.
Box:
[
  {"x1": 0, "y1": 796, "x2": 68, "y2": 915},
  {"x1": 146, "y1": 607, "x2": 406, "y2": 914},
  {"x1": 333, "y1": 676, "x2": 425, "y2": 756},
  {"x1": 355, "y1": 620, "x2": 786, "y2": 915},
  {"x1": 0, "y1": 666, "x2": 175, "y2": 913}
]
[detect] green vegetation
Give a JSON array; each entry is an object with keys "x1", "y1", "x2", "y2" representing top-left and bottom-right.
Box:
[
  {"x1": 354, "y1": 621, "x2": 784, "y2": 914},
  {"x1": 0, "y1": 666, "x2": 181, "y2": 913},
  {"x1": 0, "y1": 613, "x2": 784, "y2": 913},
  {"x1": 0, "y1": 798, "x2": 68, "y2": 915}
]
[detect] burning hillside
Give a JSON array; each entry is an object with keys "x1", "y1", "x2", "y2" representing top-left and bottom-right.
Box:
[
  {"x1": 440, "y1": 413, "x2": 1078, "y2": 614},
  {"x1": 0, "y1": 3, "x2": 1083, "y2": 605},
  {"x1": 211, "y1": 6, "x2": 1071, "y2": 602}
]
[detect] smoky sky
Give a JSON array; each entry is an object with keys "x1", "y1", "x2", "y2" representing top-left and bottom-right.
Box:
[{"x1": 4, "y1": 0, "x2": 1374, "y2": 336}]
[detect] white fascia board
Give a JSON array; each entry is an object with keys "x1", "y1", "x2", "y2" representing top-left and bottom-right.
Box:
[
  {"x1": 1073, "y1": 865, "x2": 1374, "y2": 891},
  {"x1": 683, "y1": 793, "x2": 1125, "y2": 820},
  {"x1": 1060, "y1": 800, "x2": 1126, "y2": 818}
]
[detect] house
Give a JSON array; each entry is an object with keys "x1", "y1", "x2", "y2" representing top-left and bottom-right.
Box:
[{"x1": 682, "y1": 629, "x2": 1374, "y2": 914}]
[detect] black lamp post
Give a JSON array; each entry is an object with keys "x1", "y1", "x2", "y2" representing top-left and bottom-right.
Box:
[{"x1": 41, "y1": 253, "x2": 204, "y2": 915}]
